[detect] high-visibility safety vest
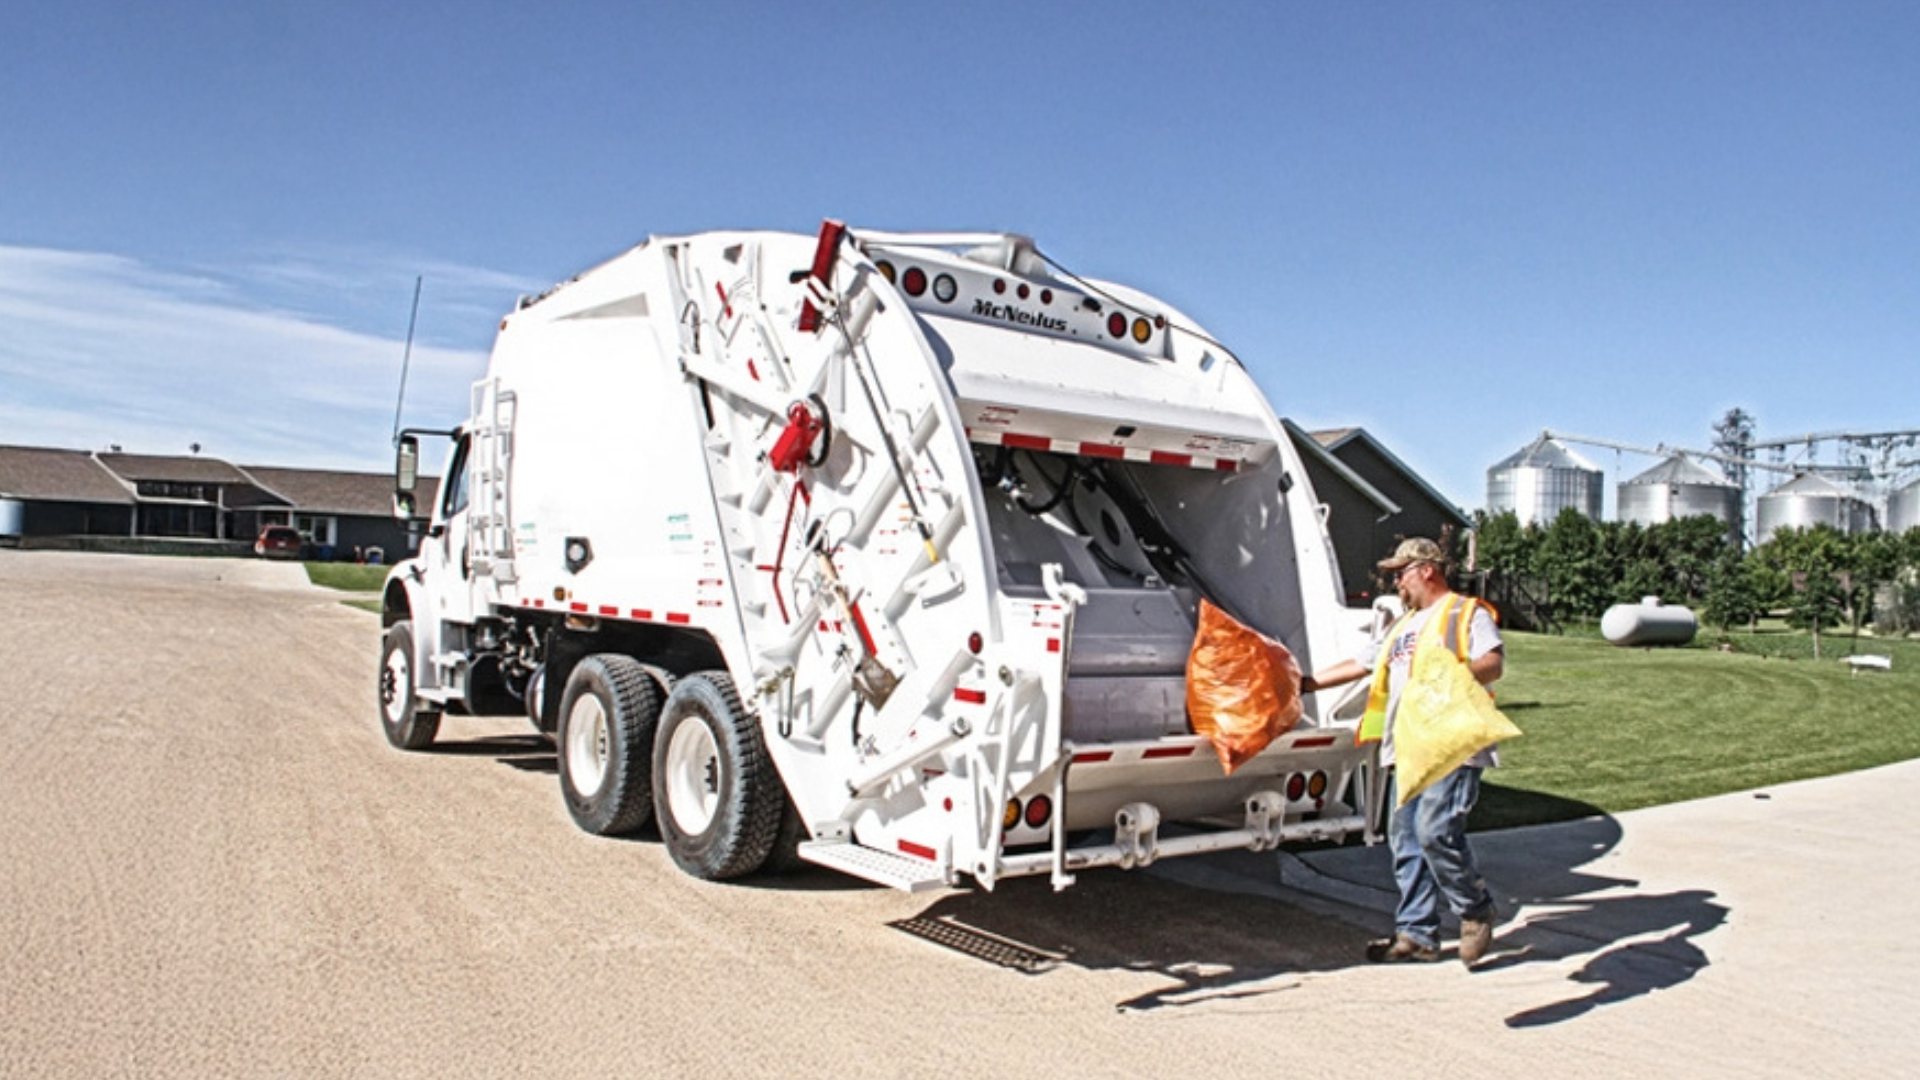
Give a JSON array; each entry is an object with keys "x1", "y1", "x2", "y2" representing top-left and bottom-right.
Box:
[{"x1": 1357, "y1": 593, "x2": 1492, "y2": 745}]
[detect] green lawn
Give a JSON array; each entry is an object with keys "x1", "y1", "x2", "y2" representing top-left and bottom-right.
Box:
[
  {"x1": 302, "y1": 561, "x2": 388, "y2": 613},
  {"x1": 1473, "y1": 629, "x2": 1920, "y2": 829},
  {"x1": 303, "y1": 562, "x2": 389, "y2": 592}
]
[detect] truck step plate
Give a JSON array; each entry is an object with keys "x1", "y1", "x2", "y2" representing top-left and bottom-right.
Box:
[
  {"x1": 887, "y1": 915, "x2": 1063, "y2": 973},
  {"x1": 797, "y1": 840, "x2": 948, "y2": 893}
]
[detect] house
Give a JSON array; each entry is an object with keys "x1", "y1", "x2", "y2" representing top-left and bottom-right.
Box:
[
  {"x1": 0, "y1": 444, "x2": 435, "y2": 560},
  {"x1": 0, "y1": 445, "x2": 137, "y2": 538},
  {"x1": 1285, "y1": 424, "x2": 1472, "y2": 604},
  {"x1": 240, "y1": 465, "x2": 435, "y2": 560}
]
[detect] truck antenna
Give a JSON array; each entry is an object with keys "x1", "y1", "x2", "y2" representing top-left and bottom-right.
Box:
[{"x1": 390, "y1": 275, "x2": 423, "y2": 446}]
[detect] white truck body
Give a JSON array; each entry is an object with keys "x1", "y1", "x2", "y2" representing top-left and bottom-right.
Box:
[{"x1": 380, "y1": 222, "x2": 1385, "y2": 891}]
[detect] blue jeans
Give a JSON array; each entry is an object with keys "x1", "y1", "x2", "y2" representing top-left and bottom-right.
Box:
[{"x1": 1388, "y1": 766, "x2": 1495, "y2": 949}]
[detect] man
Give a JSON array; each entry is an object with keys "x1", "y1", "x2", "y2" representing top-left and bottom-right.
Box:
[{"x1": 1302, "y1": 537, "x2": 1504, "y2": 967}]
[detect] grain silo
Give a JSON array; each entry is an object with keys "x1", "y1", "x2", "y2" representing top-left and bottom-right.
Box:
[
  {"x1": 1617, "y1": 455, "x2": 1741, "y2": 542},
  {"x1": 1487, "y1": 435, "x2": 1603, "y2": 525},
  {"x1": 1889, "y1": 477, "x2": 1920, "y2": 535},
  {"x1": 1754, "y1": 473, "x2": 1877, "y2": 544}
]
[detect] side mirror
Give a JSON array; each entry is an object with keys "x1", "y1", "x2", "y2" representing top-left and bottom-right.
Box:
[{"x1": 396, "y1": 435, "x2": 420, "y2": 493}]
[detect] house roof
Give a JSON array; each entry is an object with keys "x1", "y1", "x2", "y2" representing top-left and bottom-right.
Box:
[
  {"x1": 1285, "y1": 421, "x2": 1399, "y2": 515},
  {"x1": 1, "y1": 443, "x2": 434, "y2": 517},
  {"x1": 96, "y1": 452, "x2": 253, "y2": 485},
  {"x1": 0, "y1": 445, "x2": 134, "y2": 504},
  {"x1": 242, "y1": 465, "x2": 438, "y2": 517},
  {"x1": 1308, "y1": 427, "x2": 1471, "y2": 526}
]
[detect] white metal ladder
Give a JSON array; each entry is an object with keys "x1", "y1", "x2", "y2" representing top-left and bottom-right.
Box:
[{"x1": 468, "y1": 378, "x2": 517, "y2": 583}]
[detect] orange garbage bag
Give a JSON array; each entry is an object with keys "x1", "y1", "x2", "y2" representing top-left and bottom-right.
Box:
[{"x1": 1185, "y1": 599, "x2": 1303, "y2": 774}]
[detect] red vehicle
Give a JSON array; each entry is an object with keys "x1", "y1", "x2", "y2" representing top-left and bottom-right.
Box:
[{"x1": 254, "y1": 525, "x2": 303, "y2": 559}]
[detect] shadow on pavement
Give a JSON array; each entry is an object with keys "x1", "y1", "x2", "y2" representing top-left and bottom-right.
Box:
[
  {"x1": 1492, "y1": 888, "x2": 1725, "y2": 1028},
  {"x1": 1294, "y1": 810, "x2": 1730, "y2": 1027},
  {"x1": 895, "y1": 867, "x2": 1375, "y2": 1012},
  {"x1": 894, "y1": 804, "x2": 1729, "y2": 1020}
]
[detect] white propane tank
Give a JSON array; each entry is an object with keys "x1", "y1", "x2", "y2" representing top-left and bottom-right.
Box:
[{"x1": 1601, "y1": 596, "x2": 1698, "y2": 647}]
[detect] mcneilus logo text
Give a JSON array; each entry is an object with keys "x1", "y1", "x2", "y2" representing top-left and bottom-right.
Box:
[{"x1": 971, "y1": 298, "x2": 1068, "y2": 333}]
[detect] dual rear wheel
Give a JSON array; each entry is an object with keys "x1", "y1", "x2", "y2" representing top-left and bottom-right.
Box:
[{"x1": 557, "y1": 660, "x2": 786, "y2": 881}]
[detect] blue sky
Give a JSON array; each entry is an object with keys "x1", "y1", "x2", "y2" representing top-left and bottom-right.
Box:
[{"x1": 3, "y1": 1, "x2": 1915, "y2": 512}]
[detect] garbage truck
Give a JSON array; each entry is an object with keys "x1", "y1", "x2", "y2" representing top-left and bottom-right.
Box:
[{"x1": 378, "y1": 221, "x2": 1387, "y2": 892}]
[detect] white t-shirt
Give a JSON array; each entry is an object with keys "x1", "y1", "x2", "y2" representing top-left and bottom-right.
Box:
[{"x1": 1356, "y1": 598, "x2": 1503, "y2": 769}]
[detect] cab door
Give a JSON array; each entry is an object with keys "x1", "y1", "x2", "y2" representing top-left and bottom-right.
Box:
[{"x1": 425, "y1": 431, "x2": 477, "y2": 632}]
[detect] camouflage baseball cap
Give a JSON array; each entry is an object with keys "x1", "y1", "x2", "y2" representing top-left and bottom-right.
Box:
[{"x1": 1377, "y1": 537, "x2": 1447, "y2": 571}]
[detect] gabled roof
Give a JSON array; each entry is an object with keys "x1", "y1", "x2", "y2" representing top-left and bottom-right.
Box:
[
  {"x1": 97, "y1": 452, "x2": 252, "y2": 485},
  {"x1": 0, "y1": 443, "x2": 434, "y2": 517},
  {"x1": 242, "y1": 465, "x2": 437, "y2": 517},
  {"x1": 1309, "y1": 427, "x2": 1470, "y2": 526},
  {"x1": 0, "y1": 445, "x2": 134, "y2": 504},
  {"x1": 1285, "y1": 421, "x2": 1399, "y2": 515}
]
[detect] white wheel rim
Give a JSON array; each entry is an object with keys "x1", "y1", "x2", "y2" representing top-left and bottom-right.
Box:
[
  {"x1": 664, "y1": 716, "x2": 721, "y2": 835},
  {"x1": 565, "y1": 696, "x2": 610, "y2": 797},
  {"x1": 382, "y1": 649, "x2": 410, "y2": 724}
]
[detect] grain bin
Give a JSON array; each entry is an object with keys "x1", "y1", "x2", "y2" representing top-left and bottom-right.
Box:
[
  {"x1": 1890, "y1": 477, "x2": 1920, "y2": 535},
  {"x1": 1617, "y1": 455, "x2": 1741, "y2": 543},
  {"x1": 1754, "y1": 473, "x2": 1877, "y2": 545},
  {"x1": 1487, "y1": 435, "x2": 1603, "y2": 525}
]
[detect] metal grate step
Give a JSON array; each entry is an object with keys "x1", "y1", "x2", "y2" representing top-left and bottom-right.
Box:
[
  {"x1": 888, "y1": 915, "x2": 1064, "y2": 973},
  {"x1": 797, "y1": 840, "x2": 949, "y2": 893}
]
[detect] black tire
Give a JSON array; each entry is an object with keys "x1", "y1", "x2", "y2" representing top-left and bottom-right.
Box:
[
  {"x1": 557, "y1": 655, "x2": 663, "y2": 837},
  {"x1": 652, "y1": 672, "x2": 783, "y2": 880},
  {"x1": 379, "y1": 621, "x2": 441, "y2": 750},
  {"x1": 759, "y1": 794, "x2": 813, "y2": 876}
]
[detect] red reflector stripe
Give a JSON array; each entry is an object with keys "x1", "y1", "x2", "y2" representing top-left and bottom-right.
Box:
[
  {"x1": 1046, "y1": 638, "x2": 1061, "y2": 653},
  {"x1": 1002, "y1": 432, "x2": 1051, "y2": 452},
  {"x1": 953, "y1": 687, "x2": 987, "y2": 705},
  {"x1": 1292, "y1": 735, "x2": 1337, "y2": 749},
  {"x1": 666, "y1": 612, "x2": 692, "y2": 625},
  {"x1": 1079, "y1": 442, "x2": 1125, "y2": 459},
  {"x1": 898, "y1": 839, "x2": 937, "y2": 861},
  {"x1": 1149, "y1": 450, "x2": 1191, "y2": 467},
  {"x1": 1073, "y1": 750, "x2": 1114, "y2": 764},
  {"x1": 1215, "y1": 459, "x2": 1239, "y2": 472},
  {"x1": 631, "y1": 609, "x2": 651, "y2": 620},
  {"x1": 598, "y1": 605, "x2": 618, "y2": 616},
  {"x1": 570, "y1": 602, "x2": 588, "y2": 613},
  {"x1": 1143, "y1": 746, "x2": 1196, "y2": 759}
]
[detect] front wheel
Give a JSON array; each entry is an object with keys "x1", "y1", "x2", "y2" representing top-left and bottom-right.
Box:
[
  {"x1": 379, "y1": 620, "x2": 440, "y2": 750},
  {"x1": 557, "y1": 655, "x2": 662, "y2": 837},
  {"x1": 652, "y1": 672, "x2": 783, "y2": 880}
]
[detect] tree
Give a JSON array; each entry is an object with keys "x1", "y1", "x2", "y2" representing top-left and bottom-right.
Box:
[
  {"x1": 1473, "y1": 509, "x2": 1532, "y2": 574},
  {"x1": 1702, "y1": 548, "x2": 1759, "y2": 630},
  {"x1": 1534, "y1": 508, "x2": 1607, "y2": 620}
]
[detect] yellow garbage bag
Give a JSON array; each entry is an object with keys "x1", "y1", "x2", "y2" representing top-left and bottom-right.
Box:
[
  {"x1": 1186, "y1": 600, "x2": 1303, "y2": 774},
  {"x1": 1393, "y1": 650, "x2": 1522, "y2": 806}
]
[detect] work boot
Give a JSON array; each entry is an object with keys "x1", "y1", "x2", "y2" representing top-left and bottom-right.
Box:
[
  {"x1": 1366, "y1": 934, "x2": 1439, "y2": 963},
  {"x1": 1458, "y1": 915, "x2": 1494, "y2": 967}
]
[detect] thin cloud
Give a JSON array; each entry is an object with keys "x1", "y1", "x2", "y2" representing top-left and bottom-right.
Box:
[{"x1": 0, "y1": 244, "x2": 506, "y2": 470}]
